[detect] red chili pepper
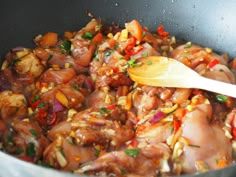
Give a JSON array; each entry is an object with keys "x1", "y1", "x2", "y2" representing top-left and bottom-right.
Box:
[
  {"x1": 124, "y1": 36, "x2": 138, "y2": 56},
  {"x1": 48, "y1": 112, "x2": 57, "y2": 126},
  {"x1": 19, "y1": 156, "x2": 34, "y2": 163},
  {"x1": 173, "y1": 119, "x2": 181, "y2": 134},
  {"x1": 232, "y1": 127, "x2": 236, "y2": 140},
  {"x1": 31, "y1": 99, "x2": 41, "y2": 108},
  {"x1": 125, "y1": 44, "x2": 144, "y2": 56},
  {"x1": 107, "y1": 104, "x2": 116, "y2": 110},
  {"x1": 38, "y1": 109, "x2": 47, "y2": 119},
  {"x1": 208, "y1": 58, "x2": 219, "y2": 68},
  {"x1": 157, "y1": 25, "x2": 169, "y2": 37}
]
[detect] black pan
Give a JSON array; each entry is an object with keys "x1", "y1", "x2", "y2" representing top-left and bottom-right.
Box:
[{"x1": 0, "y1": 0, "x2": 236, "y2": 176}]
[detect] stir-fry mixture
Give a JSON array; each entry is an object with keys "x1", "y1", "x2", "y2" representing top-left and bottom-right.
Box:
[{"x1": 1, "y1": 18, "x2": 236, "y2": 177}]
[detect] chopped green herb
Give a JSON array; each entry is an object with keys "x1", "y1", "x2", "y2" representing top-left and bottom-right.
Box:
[
  {"x1": 216, "y1": 94, "x2": 228, "y2": 103},
  {"x1": 219, "y1": 69, "x2": 224, "y2": 72},
  {"x1": 124, "y1": 148, "x2": 139, "y2": 157},
  {"x1": 142, "y1": 31, "x2": 146, "y2": 38},
  {"x1": 12, "y1": 58, "x2": 21, "y2": 65},
  {"x1": 99, "y1": 107, "x2": 111, "y2": 114},
  {"x1": 56, "y1": 146, "x2": 66, "y2": 157},
  {"x1": 33, "y1": 94, "x2": 40, "y2": 102},
  {"x1": 71, "y1": 84, "x2": 79, "y2": 91},
  {"x1": 141, "y1": 52, "x2": 149, "y2": 57},
  {"x1": 104, "y1": 50, "x2": 112, "y2": 57},
  {"x1": 22, "y1": 99, "x2": 27, "y2": 105},
  {"x1": 29, "y1": 129, "x2": 39, "y2": 140},
  {"x1": 6, "y1": 134, "x2": 14, "y2": 146},
  {"x1": 69, "y1": 136, "x2": 77, "y2": 145},
  {"x1": 115, "y1": 42, "x2": 120, "y2": 49},
  {"x1": 47, "y1": 54, "x2": 53, "y2": 61},
  {"x1": 128, "y1": 58, "x2": 142, "y2": 68},
  {"x1": 26, "y1": 142, "x2": 36, "y2": 157},
  {"x1": 82, "y1": 32, "x2": 93, "y2": 40},
  {"x1": 95, "y1": 24, "x2": 102, "y2": 31},
  {"x1": 147, "y1": 60, "x2": 152, "y2": 65},
  {"x1": 120, "y1": 169, "x2": 127, "y2": 175},
  {"x1": 119, "y1": 57, "x2": 124, "y2": 60},
  {"x1": 41, "y1": 162, "x2": 53, "y2": 168},
  {"x1": 206, "y1": 116, "x2": 211, "y2": 122},
  {"x1": 157, "y1": 171, "x2": 162, "y2": 177},
  {"x1": 15, "y1": 107, "x2": 19, "y2": 112},
  {"x1": 37, "y1": 102, "x2": 45, "y2": 108},
  {"x1": 60, "y1": 40, "x2": 72, "y2": 54},
  {"x1": 184, "y1": 42, "x2": 192, "y2": 48},
  {"x1": 189, "y1": 144, "x2": 201, "y2": 148},
  {"x1": 15, "y1": 148, "x2": 24, "y2": 155},
  {"x1": 95, "y1": 149, "x2": 101, "y2": 157}
]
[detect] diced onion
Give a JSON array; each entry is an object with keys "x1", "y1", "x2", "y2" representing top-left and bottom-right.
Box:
[
  {"x1": 53, "y1": 99, "x2": 64, "y2": 112},
  {"x1": 149, "y1": 111, "x2": 165, "y2": 124}
]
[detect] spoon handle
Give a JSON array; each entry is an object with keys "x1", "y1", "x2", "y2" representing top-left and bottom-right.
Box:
[{"x1": 196, "y1": 76, "x2": 236, "y2": 97}]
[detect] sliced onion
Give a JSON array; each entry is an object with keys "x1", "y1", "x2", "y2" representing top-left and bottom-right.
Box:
[
  {"x1": 89, "y1": 117, "x2": 105, "y2": 126},
  {"x1": 53, "y1": 99, "x2": 64, "y2": 112},
  {"x1": 11, "y1": 46, "x2": 25, "y2": 52},
  {"x1": 85, "y1": 77, "x2": 95, "y2": 92},
  {"x1": 149, "y1": 111, "x2": 165, "y2": 124}
]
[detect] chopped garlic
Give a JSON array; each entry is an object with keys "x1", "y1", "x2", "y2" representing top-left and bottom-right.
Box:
[
  {"x1": 160, "y1": 159, "x2": 170, "y2": 172},
  {"x1": 205, "y1": 47, "x2": 212, "y2": 53},
  {"x1": 68, "y1": 109, "x2": 77, "y2": 118},
  {"x1": 64, "y1": 62, "x2": 71, "y2": 69},
  {"x1": 107, "y1": 33, "x2": 113, "y2": 38},
  {"x1": 40, "y1": 86, "x2": 49, "y2": 93},
  {"x1": 28, "y1": 107, "x2": 33, "y2": 115},
  {"x1": 16, "y1": 50, "x2": 29, "y2": 58},
  {"x1": 160, "y1": 104, "x2": 178, "y2": 114},
  {"x1": 119, "y1": 29, "x2": 128, "y2": 41}
]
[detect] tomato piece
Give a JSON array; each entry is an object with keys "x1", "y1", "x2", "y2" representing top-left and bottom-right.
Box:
[
  {"x1": 40, "y1": 32, "x2": 58, "y2": 47},
  {"x1": 157, "y1": 25, "x2": 169, "y2": 37},
  {"x1": 125, "y1": 20, "x2": 143, "y2": 41},
  {"x1": 92, "y1": 32, "x2": 103, "y2": 44},
  {"x1": 208, "y1": 58, "x2": 219, "y2": 68},
  {"x1": 173, "y1": 119, "x2": 181, "y2": 134}
]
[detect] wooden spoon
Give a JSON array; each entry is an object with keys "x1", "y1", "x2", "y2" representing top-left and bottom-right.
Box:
[{"x1": 128, "y1": 56, "x2": 236, "y2": 98}]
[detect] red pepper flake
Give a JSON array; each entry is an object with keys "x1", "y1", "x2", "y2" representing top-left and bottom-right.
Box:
[
  {"x1": 173, "y1": 119, "x2": 181, "y2": 134},
  {"x1": 131, "y1": 139, "x2": 138, "y2": 148},
  {"x1": 157, "y1": 25, "x2": 169, "y2": 37},
  {"x1": 38, "y1": 109, "x2": 48, "y2": 119},
  {"x1": 124, "y1": 36, "x2": 143, "y2": 56},
  {"x1": 31, "y1": 99, "x2": 41, "y2": 108},
  {"x1": 39, "y1": 82, "x2": 48, "y2": 88},
  {"x1": 232, "y1": 127, "x2": 236, "y2": 140},
  {"x1": 48, "y1": 112, "x2": 57, "y2": 126},
  {"x1": 125, "y1": 45, "x2": 144, "y2": 56},
  {"x1": 208, "y1": 59, "x2": 219, "y2": 68},
  {"x1": 112, "y1": 67, "x2": 119, "y2": 73},
  {"x1": 193, "y1": 90, "x2": 203, "y2": 95},
  {"x1": 106, "y1": 104, "x2": 116, "y2": 110},
  {"x1": 143, "y1": 27, "x2": 149, "y2": 32}
]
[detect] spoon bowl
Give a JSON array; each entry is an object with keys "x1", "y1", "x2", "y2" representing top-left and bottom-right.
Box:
[{"x1": 128, "y1": 56, "x2": 236, "y2": 98}]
